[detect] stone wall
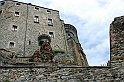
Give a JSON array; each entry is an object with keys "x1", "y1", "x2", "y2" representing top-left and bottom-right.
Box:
[
  {"x1": 0, "y1": 0, "x2": 68, "y2": 56},
  {"x1": 0, "y1": 60, "x2": 124, "y2": 82}
]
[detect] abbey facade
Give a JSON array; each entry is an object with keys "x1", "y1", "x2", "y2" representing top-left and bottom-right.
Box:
[{"x1": 0, "y1": 0, "x2": 88, "y2": 66}]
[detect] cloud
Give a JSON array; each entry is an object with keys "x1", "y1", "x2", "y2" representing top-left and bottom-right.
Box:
[{"x1": 16, "y1": 0, "x2": 124, "y2": 65}]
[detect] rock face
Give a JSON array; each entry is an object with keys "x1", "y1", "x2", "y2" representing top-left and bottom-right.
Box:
[
  {"x1": 30, "y1": 34, "x2": 54, "y2": 62},
  {"x1": 0, "y1": 49, "x2": 16, "y2": 64}
]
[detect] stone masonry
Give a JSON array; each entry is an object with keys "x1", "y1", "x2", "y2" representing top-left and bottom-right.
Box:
[
  {"x1": 0, "y1": 0, "x2": 88, "y2": 66},
  {"x1": 0, "y1": 1, "x2": 124, "y2": 82}
]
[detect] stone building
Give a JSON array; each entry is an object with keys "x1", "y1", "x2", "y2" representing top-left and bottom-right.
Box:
[
  {"x1": 0, "y1": 0, "x2": 88, "y2": 66},
  {"x1": 110, "y1": 16, "x2": 124, "y2": 61}
]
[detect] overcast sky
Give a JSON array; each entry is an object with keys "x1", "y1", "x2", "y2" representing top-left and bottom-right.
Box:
[{"x1": 15, "y1": 0, "x2": 124, "y2": 66}]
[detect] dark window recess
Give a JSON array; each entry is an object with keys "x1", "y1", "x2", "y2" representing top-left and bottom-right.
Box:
[
  {"x1": 48, "y1": 19, "x2": 53, "y2": 26},
  {"x1": 15, "y1": 12, "x2": 19, "y2": 16},
  {"x1": 0, "y1": 10, "x2": 2, "y2": 15},
  {"x1": 9, "y1": 42, "x2": 14, "y2": 48},
  {"x1": 49, "y1": 32, "x2": 54, "y2": 38},
  {"x1": 16, "y1": 3, "x2": 21, "y2": 6},
  {"x1": 47, "y1": 10, "x2": 51, "y2": 14},
  {"x1": 12, "y1": 25, "x2": 17, "y2": 31},
  {"x1": 35, "y1": 6, "x2": 39, "y2": 10},
  {"x1": 68, "y1": 34, "x2": 71, "y2": 38},
  {"x1": 1, "y1": 1, "x2": 5, "y2": 5},
  {"x1": 29, "y1": 40, "x2": 31, "y2": 45},
  {"x1": 34, "y1": 16, "x2": 39, "y2": 23}
]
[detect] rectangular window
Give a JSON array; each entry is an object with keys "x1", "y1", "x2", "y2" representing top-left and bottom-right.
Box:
[
  {"x1": 15, "y1": 12, "x2": 19, "y2": 16},
  {"x1": 12, "y1": 25, "x2": 17, "y2": 31},
  {"x1": 34, "y1": 16, "x2": 39, "y2": 23},
  {"x1": 49, "y1": 32, "x2": 54, "y2": 38},
  {"x1": 0, "y1": 10, "x2": 2, "y2": 15},
  {"x1": 9, "y1": 42, "x2": 15, "y2": 48},
  {"x1": 35, "y1": 6, "x2": 39, "y2": 10},
  {"x1": 47, "y1": 10, "x2": 51, "y2": 14},
  {"x1": 29, "y1": 40, "x2": 31, "y2": 45},
  {"x1": 48, "y1": 19, "x2": 53, "y2": 26},
  {"x1": 16, "y1": 3, "x2": 21, "y2": 6}
]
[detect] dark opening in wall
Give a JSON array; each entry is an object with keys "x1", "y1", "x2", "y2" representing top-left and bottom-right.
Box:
[
  {"x1": 49, "y1": 32, "x2": 54, "y2": 38},
  {"x1": 16, "y1": 3, "x2": 21, "y2": 6},
  {"x1": 9, "y1": 42, "x2": 15, "y2": 48},
  {"x1": 34, "y1": 16, "x2": 39, "y2": 23},
  {"x1": 47, "y1": 10, "x2": 51, "y2": 14},
  {"x1": 15, "y1": 12, "x2": 19, "y2": 16},
  {"x1": 29, "y1": 40, "x2": 31, "y2": 45},
  {"x1": 35, "y1": 6, "x2": 39, "y2": 10},
  {"x1": 1, "y1": 1, "x2": 5, "y2": 5},
  {"x1": 12, "y1": 25, "x2": 18, "y2": 31},
  {"x1": 48, "y1": 19, "x2": 53, "y2": 26}
]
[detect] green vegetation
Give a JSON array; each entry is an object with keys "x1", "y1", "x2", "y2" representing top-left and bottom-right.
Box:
[
  {"x1": 66, "y1": 52, "x2": 71, "y2": 57},
  {"x1": 4, "y1": 78, "x2": 10, "y2": 82},
  {"x1": 61, "y1": 60, "x2": 65, "y2": 64},
  {"x1": 73, "y1": 59, "x2": 77, "y2": 65},
  {"x1": 52, "y1": 50, "x2": 65, "y2": 54}
]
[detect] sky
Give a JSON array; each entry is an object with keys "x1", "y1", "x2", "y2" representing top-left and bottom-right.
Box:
[{"x1": 14, "y1": 0, "x2": 124, "y2": 66}]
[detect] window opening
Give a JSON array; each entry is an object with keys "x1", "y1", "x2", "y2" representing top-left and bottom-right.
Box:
[
  {"x1": 35, "y1": 6, "x2": 39, "y2": 10},
  {"x1": 16, "y1": 3, "x2": 21, "y2": 6},
  {"x1": 29, "y1": 40, "x2": 31, "y2": 45},
  {"x1": 68, "y1": 34, "x2": 71, "y2": 38},
  {"x1": 34, "y1": 16, "x2": 39, "y2": 23},
  {"x1": 49, "y1": 32, "x2": 54, "y2": 38},
  {"x1": 48, "y1": 19, "x2": 53, "y2": 26},
  {"x1": 47, "y1": 10, "x2": 51, "y2": 14},
  {"x1": 12, "y1": 25, "x2": 17, "y2": 31},
  {"x1": 9, "y1": 42, "x2": 14, "y2": 48},
  {"x1": 1, "y1": 1, "x2": 5, "y2": 5},
  {"x1": 15, "y1": 12, "x2": 19, "y2": 16}
]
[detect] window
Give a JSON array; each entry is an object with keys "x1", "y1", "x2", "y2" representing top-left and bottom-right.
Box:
[
  {"x1": 0, "y1": 10, "x2": 2, "y2": 15},
  {"x1": 1, "y1": 1, "x2": 5, "y2": 5},
  {"x1": 9, "y1": 42, "x2": 15, "y2": 48},
  {"x1": 68, "y1": 34, "x2": 71, "y2": 38},
  {"x1": 35, "y1": 6, "x2": 39, "y2": 10},
  {"x1": 34, "y1": 16, "x2": 39, "y2": 23},
  {"x1": 15, "y1": 12, "x2": 19, "y2": 16},
  {"x1": 49, "y1": 32, "x2": 54, "y2": 38},
  {"x1": 47, "y1": 10, "x2": 51, "y2": 14},
  {"x1": 16, "y1": 3, "x2": 21, "y2": 6},
  {"x1": 12, "y1": 25, "x2": 17, "y2": 31},
  {"x1": 48, "y1": 19, "x2": 53, "y2": 26},
  {"x1": 29, "y1": 40, "x2": 31, "y2": 45}
]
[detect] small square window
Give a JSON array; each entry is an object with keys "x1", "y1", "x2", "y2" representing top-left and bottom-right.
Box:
[
  {"x1": 12, "y1": 25, "x2": 18, "y2": 31},
  {"x1": 35, "y1": 7, "x2": 39, "y2": 10},
  {"x1": 15, "y1": 12, "x2": 19, "y2": 16},
  {"x1": 0, "y1": 10, "x2": 2, "y2": 15},
  {"x1": 16, "y1": 3, "x2": 21, "y2": 6},
  {"x1": 48, "y1": 19, "x2": 53, "y2": 26},
  {"x1": 47, "y1": 10, "x2": 51, "y2": 14},
  {"x1": 9, "y1": 42, "x2": 15, "y2": 48},
  {"x1": 34, "y1": 16, "x2": 39, "y2": 23},
  {"x1": 49, "y1": 32, "x2": 54, "y2": 38},
  {"x1": 1, "y1": 1, "x2": 5, "y2": 5}
]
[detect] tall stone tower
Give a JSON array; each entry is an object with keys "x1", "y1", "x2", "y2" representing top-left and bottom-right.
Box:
[
  {"x1": 0, "y1": 0, "x2": 88, "y2": 66},
  {"x1": 110, "y1": 16, "x2": 124, "y2": 64}
]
